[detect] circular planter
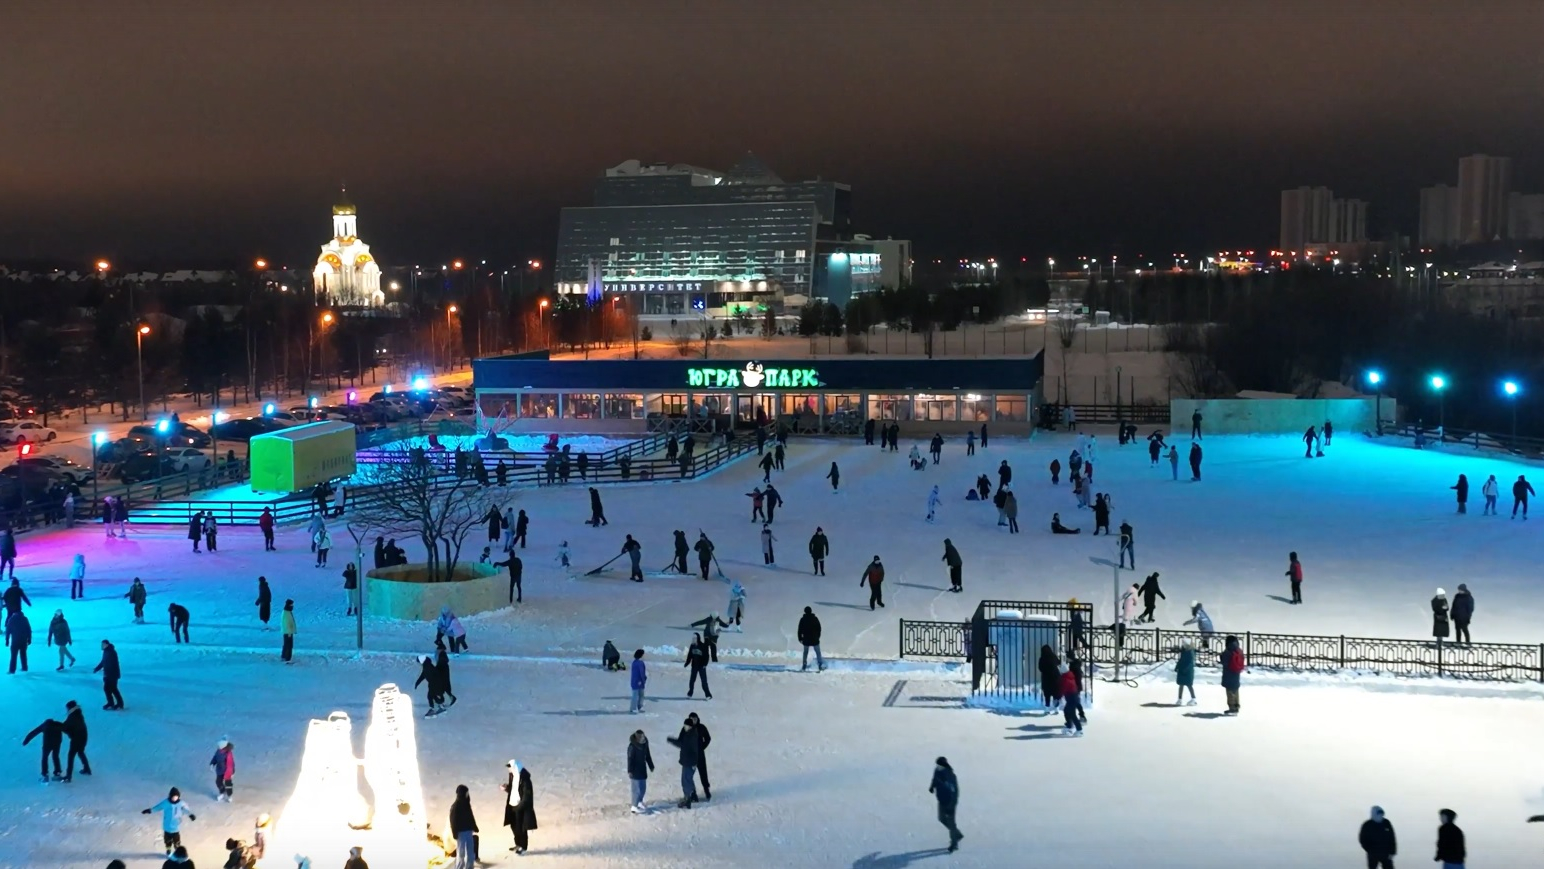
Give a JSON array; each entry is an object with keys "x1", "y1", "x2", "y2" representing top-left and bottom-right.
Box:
[{"x1": 365, "y1": 562, "x2": 502, "y2": 621}]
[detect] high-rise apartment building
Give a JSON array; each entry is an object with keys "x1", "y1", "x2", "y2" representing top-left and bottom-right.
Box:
[
  {"x1": 1328, "y1": 198, "x2": 1368, "y2": 245},
  {"x1": 1507, "y1": 192, "x2": 1544, "y2": 241},
  {"x1": 1279, "y1": 186, "x2": 1335, "y2": 252},
  {"x1": 1456, "y1": 154, "x2": 1512, "y2": 244},
  {"x1": 1418, "y1": 184, "x2": 1459, "y2": 248}
]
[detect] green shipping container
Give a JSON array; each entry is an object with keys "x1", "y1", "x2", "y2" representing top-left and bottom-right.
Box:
[{"x1": 248, "y1": 420, "x2": 358, "y2": 493}]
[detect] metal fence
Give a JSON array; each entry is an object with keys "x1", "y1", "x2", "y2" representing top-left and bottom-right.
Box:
[
  {"x1": 1040, "y1": 403, "x2": 1169, "y2": 427},
  {"x1": 900, "y1": 612, "x2": 1544, "y2": 692}
]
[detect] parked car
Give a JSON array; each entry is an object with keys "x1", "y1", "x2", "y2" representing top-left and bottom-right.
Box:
[
  {"x1": 260, "y1": 411, "x2": 303, "y2": 426},
  {"x1": 12, "y1": 456, "x2": 94, "y2": 484},
  {"x1": 115, "y1": 450, "x2": 179, "y2": 483},
  {"x1": 0, "y1": 420, "x2": 57, "y2": 444},
  {"x1": 165, "y1": 447, "x2": 214, "y2": 473},
  {"x1": 128, "y1": 422, "x2": 211, "y2": 449},
  {"x1": 209, "y1": 417, "x2": 285, "y2": 442}
]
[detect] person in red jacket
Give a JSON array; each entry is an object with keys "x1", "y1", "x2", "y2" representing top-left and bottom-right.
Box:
[
  {"x1": 1058, "y1": 664, "x2": 1083, "y2": 735},
  {"x1": 258, "y1": 507, "x2": 275, "y2": 551},
  {"x1": 860, "y1": 556, "x2": 885, "y2": 610},
  {"x1": 1221, "y1": 635, "x2": 1245, "y2": 715},
  {"x1": 1285, "y1": 552, "x2": 1303, "y2": 605}
]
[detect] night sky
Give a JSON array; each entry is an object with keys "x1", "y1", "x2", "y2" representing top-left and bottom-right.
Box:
[{"x1": 5, "y1": 0, "x2": 1543, "y2": 267}]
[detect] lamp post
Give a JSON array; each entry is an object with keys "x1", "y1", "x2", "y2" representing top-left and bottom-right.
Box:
[
  {"x1": 135, "y1": 325, "x2": 150, "y2": 421},
  {"x1": 538, "y1": 299, "x2": 549, "y2": 348},
  {"x1": 1366, "y1": 370, "x2": 1383, "y2": 435},
  {"x1": 1504, "y1": 380, "x2": 1521, "y2": 450},
  {"x1": 90, "y1": 431, "x2": 107, "y2": 512},
  {"x1": 319, "y1": 311, "x2": 335, "y2": 390},
  {"x1": 446, "y1": 305, "x2": 459, "y2": 369},
  {"x1": 1430, "y1": 375, "x2": 1447, "y2": 441}
]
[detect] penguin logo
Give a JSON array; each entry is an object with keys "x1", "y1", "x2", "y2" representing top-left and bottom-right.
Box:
[{"x1": 742, "y1": 362, "x2": 765, "y2": 389}]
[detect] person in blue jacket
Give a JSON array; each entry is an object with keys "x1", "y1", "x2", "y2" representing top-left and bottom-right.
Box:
[
  {"x1": 629, "y1": 649, "x2": 647, "y2": 714},
  {"x1": 142, "y1": 786, "x2": 196, "y2": 854},
  {"x1": 1175, "y1": 642, "x2": 1197, "y2": 706},
  {"x1": 929, "y1": 757, "x2": 963, "y2": 852}
]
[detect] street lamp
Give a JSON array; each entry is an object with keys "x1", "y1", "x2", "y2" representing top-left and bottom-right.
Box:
[
  {"x1": 136, "y1": 325, "x2": 150, "y2": 421},
  {"x1": 1430, "y1": 375, "x2": 1447, "y2": 440},
  {"x1": 91, "y1": 431, "x2": 108, "y2": 509},
  {"x1": 319, "y1": 312, "x2": 335, "y2": 389},
  {"x1": 1503, "y1": 379, "x2": 1521, "y2": 449},
  {"x1": 255, "y1": 258, "x2": 267, "y2": 270},
  {"x1": 95, "y1": 260, "x2": 110, "y2": 274},
  {"x1": 446, "y1": 305, "x2": 459, "y2": 368},
  {"x1": 538, "y1": 298, "x2": 549, "y2": 347},
  {"x1": 1366, "y1": 370, "x2": 1383, "y2": 435}
]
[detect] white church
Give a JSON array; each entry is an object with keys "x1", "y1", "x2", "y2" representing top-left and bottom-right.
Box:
[{"x1": 313, "y1": 189, "x2": 384, "y2": 307}]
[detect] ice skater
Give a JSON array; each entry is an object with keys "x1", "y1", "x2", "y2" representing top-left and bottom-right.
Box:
[
  {"x1": 760, "y1": 524, "x2": 777, "y2": 565},
  {"x1": 1452, "y1": 474, "x2": 1469, "y2": 514},
  {"x1": 684, "y1": 634, "x2": 712, "y2": 699},
  {"x1": 808, "y1": 528, "x2": 828, "y2": 575},
  {"x1": 1059, "y1": 664, "x2": 1084, "y2": 735},
  {"x1": 557, "y1": 540, "x2": 571, "y2": 570},
  {"x1": 926, "y1": 485, "x2": 941, "y2": 523},
  {"x1": 1175, "y1": 642, "x2": 1197, "y2": 705},
  {"x1": 627, "y1": 730, "x2": 654, "y2": 813},
  {"x1": 672, "y1": 530, "x2": 690, "y2": 574},
  {"x1": 1358, "y1": 806, "x2": 1396, "y2": 869},
  {"x1": 747, "y1": 487, "x2": 766, "y2": 522},
  {"x1": 941, "y1": 538, "x2": 963, "y2": 593},
  {"x1": 47, "y1": 609, "x2": 74, "y2": 670},
  {"x1": 861, "y1": 556, "x2": 885, "y2": 610},
  {"x1": 68, "y1": 553, "x2": 86, "y2": 600},
  {"x1": 1185, "y1": 601, "x2": 1215, "y2": 649},
  {"x1": 1117, "y1": 521, "x2": 1134, "y2": 569},
  {"x1": 1482, "y1": 474, "x2": 1499, "y2": 515},
  {"x1": 168, "y1": 603, "x2": 190, "y2": 644},
  {"x1": 726, "y1": 581, "x2": 746, "y2": 629},
  {"x1": 929, "y1": 758, "x2": 963, "y2": 852},
  {"x1": 210, "y1": 738, "x2": 235, "y2": 801},
  {"x1": 1513, "y1": 474, "x2": 1535, "y2": 518},
  {"x1": 1135, "y1": 571, "x2": 1164, "y2": 623},
  {"x1": 1285, "y1": 552, "x2": 1303, "y2": 604},
  {"x1": 142, "y1": 787, "x2": 197, "y2": 855},
  {"x1": 826, "y1": 461, "x2": 840, "y2": 492},
  {"x1": 23, "y1": 716, "x2": 63, "y2": 782}
]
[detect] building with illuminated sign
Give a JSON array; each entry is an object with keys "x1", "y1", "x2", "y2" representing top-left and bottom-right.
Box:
[
  {"x1": 472, "y1": 353, "x2": 1043, "y2": 436},
  {"x1": 556, "y1": 156, "x2": 907, "y2": 316},
  {"x1": 313, "y1": 189, "x2": 384, "y2": 307}
]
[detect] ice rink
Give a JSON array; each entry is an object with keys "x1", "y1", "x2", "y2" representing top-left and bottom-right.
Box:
[{"x1": 5, "y1": 430, "x2": 1544, "y2": 867}]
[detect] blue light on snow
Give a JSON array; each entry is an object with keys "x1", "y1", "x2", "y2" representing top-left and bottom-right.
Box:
[
  {"x1": 263, "y1": 403, "x2": 276, "y2": 415},
  {"x1": 412, "y1": 377, "x2": 429, "y2": 391}
]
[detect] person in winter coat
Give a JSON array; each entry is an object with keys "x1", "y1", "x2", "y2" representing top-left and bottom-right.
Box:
[
  {"x1": 1188, "y1": 441, "x2": 1203, "y2": 481},
  {"x1": 494, "y1": 550, "x2": 523, "y2": 603},
  {"x1": 798, "y1": 606, "x2": 824, "y2": 671},
  {"x1": 435, "y1": 643, "x2": 457, "y2": 706},
  {"x1": 672, "y1": 530, "x2": 690, "y2": 574},
  {"x1": 807, "y1": 528, "x2": 831, "y2": 576},
  {"x1": 1431, "y1": 588, "x2": 1450, "y2": 640},
  {"x1": 979, "y1": 422, "x2": 988, "y2": 448},
  {"x1": 210, "y1": 739, "x2": 235, "y2": 801},
  {"x1": 1451, "y1": 583, "x2": 1474, "y2": 644},
  {"x1": 95, "y1": 639, "x2": 123, "y2": 709},
  {"x1": 1117, "y1": 585, "x2": 1137, "y2": 647},
  {"x1": 67, "y1": 553, "x2": 87, "y2": 600},
  {"x1": 684, "y1": 633, "x2": 713, "y2": 698},
  {"x1": 929, "y1": 757, "x2": 963, "y2": 852},
  {"x1": 1037, "y1": 645, "x2": 1061, "y2": 709},
  {"x1": 436, "y1": 605, "x2": 468, "y2": 653},
  {"x1": 126, "y1": 577, "x2": 147, "y2": 624},
  {"x1": 0, "y1": 527, "x2": 15, "y2": 577},
  {"x1": 679, "y1": 712, "x2": 712, "y2": 800},
  {"x1": 223, "y1": 837, "x2": 256, "y2": 869},
  {"x1": 1059, "y1": 664, "x2": 1084, "y2": 735},
  {"x1": 373, "y1": 537, "x2": 386, "y2": 570},
  {"x1": 343, "y1": 563, "x2": 359, "y2": 615},
  {"x1": 1514, "y1": 475, "x2": 1535, "y2": 519},
  {"x1": 23, "y1": 717, "x2": 63, "y2": 781},
  {"x1": 3, "y1": 577, "x2": 30, "y2": 616},
  {"x1": 759, "y1": 451, "x2": 776, "y2": 482},
  {"x1": 925, "y1": 485, "x2": 942, "y2": 523},
  {"x1": 690, "y1": 613, "x2": 730, "y2": 662},
  {"x1": 861, "y1": 556, "x2": 885, "y2": 610},
  {"x1": 726, "y1": 581, "x2": 746, "y2": 628},
  {"x1": 1048, "y1": 457, "x2": 1063, "y2": 485},
  {"x1": 1175, "y1": 642, "x2": 1197, "y2": 705},
  {"x1": 1051, "y1": 513, "x2": 1081, "y2": 534},
  {"x1": 630, "y1": 649, "x2": 647, "y2": 713},
  {"x1": 602, "y1": 640, "x2": 622, "y2": 671},
  {"x1": 280, "y1": 600, "x2": 297, "y2": 663},
  {"x1": 1435, "y1": 808, "x2": 1464, "y2": 868},
  {"x1": 48, "y1": 610, "x2": 74, "y2": 669},
  {"x1": 622, "y1": 534, "x2": 643, "y2": 582},
  {"x1": 513, "y1": 509, "x2": 529, "y2": 549},
  {"x1": 941, "y1": 539, "x2": 964, "y2": 593},
  {"x1": 1136, "y1": 572, "x2": 1165, "y2": 623},
  {"x1": 343, "y1": 845, "x2": 367, "y2": 869},
  {"x1": 627, "y1": 730, "x2": 655, "y2": 813},
  {"x1": 6, "y1": 609, "x2": 31, "y2": 673},
  {"x1": 1185, "y1": 601, "x2": 1216, "y2": 649},
  {"x1": 485, "y1": 505, "x2": 504, "y2": 542},
  {"x1": 1452, "y1": 474, "x2": 1469, "y2": 514},
  {"x1": 760, "y1": 525, "x2": 777, "y2": 564},
  {"x1": 188, "y1": 512, "x2": 204, "y2": 553},
  {"x1": 1285, "y1": 552, "x2": 1303, "y2": 605},
  {"x1": 1068, "y1": 598, "x2": 1089, "y2": 651},
  {"x1": 257, "y1": 506, "x2": 276, "y2": 551},
  {"x1": 255, "y1": 577, "x2": 272, "y2": 627},
  {"x1": 1118, "y1": 521, "x2": 1135, "y2": 569},
  {"x1": 313, "y1": 528, "x2": 332, "y2": 567},
  {"x1": 1221, "y1": 635, "x2": 1244, "y2": 715},
  {"x1": 415, "y1": 655, "x2": 445, "y2": 713},
  {"x1": 1359, "y1": 805, "x2": 1397, "y2": 869},
  {"x1": 162, "y1": 844, "x2": 193, "y2": 867},
  {"x1": 1072, "y1": 476, "x2": 1088, "y2": 510},
  {"x1": 694, "y1": 533, "x2": 715, "y2": 580},
  {"x1": 976, "y1": 474, "x2": 991, "y2": 500},
  {"x1": 665, "y1": 719, "x2": 701, "y2": 808},
  {"x1": 1163, "y1": 444, "x2": 1178, "y2": 480},
  {"x1": 993, "y1": 485, "x2": 1009, "y2": 525},
  {"x1": 144, "y1": 787, "x2": 197, "y2": 854},
  {"x1": 822, "y1": 461, "x2": 841, "y2": 493},
  {"x1": 449, "y1": 784, "x2": 479, "y2": 869},
  {"x1": 59, "y1": 699, "x2": 89, "y2": 779},
  {"x1": 588, "y1": 488, "x2": 608, "y2": 526},
  {"x1": 1303, "y1": 425, "x2": 1319, "y2": 458},
  {"x1": 1481, "y1": 474, "x2": 1500, "y2": 515},
  {"x1": 501, "y1": 761, "x2": 537, "y2": 854},
  {"x1": 203, "y1": 513, "x2": 218, "y2": 552},
  {"x1": 907, "y1": 445, "x2": 924, "y2": 471},
  {"x1": 1004, "y1": 490, "x2": 1020, "y2": 534},
  {"x1": 1090, "y1": 495, "x2": 1109, "y2": 535},
  {"x1": 997, "y1": 460, "x2": 1013, "y2": 489}
]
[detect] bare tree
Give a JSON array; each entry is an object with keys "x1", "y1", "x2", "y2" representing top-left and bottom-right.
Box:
[
  {"x1": 671, "y1": 322, "x2": 695, "y2": 358},
  {"x1": 1054, "y1": 312, "x2": 1079, "y2": 403},
  {"x1": 350, "y1": 447, "x2": 504, "y2": 582}
]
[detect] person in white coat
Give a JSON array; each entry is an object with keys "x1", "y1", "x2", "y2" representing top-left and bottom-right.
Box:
[
  {"x1": 331, "y1": 484, "x2": 346, "y2": 518},
  {"x1": 1482, "y1": 474, "x2": 1500, "y2": 515},
  {"x1": 1117, "y1": 584, "x2": 1138, "y2": 648},
  {"x1": 760, "y1": 525, "x2": 777, "y2": 565},
  {"x1": 926, "y1": 485, "x2": 942, "y2": 523},
  {"x1": 69, "y1": 553, "x2": 86, "y2": 600},
  {"x1": 726, "y1": 582, "x2": 746, "y2": 630}
]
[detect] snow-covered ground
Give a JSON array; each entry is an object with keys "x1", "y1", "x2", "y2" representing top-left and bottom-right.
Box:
[{"x1": 6, "y1": 431, "x2": 1544, "y2": 867}]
